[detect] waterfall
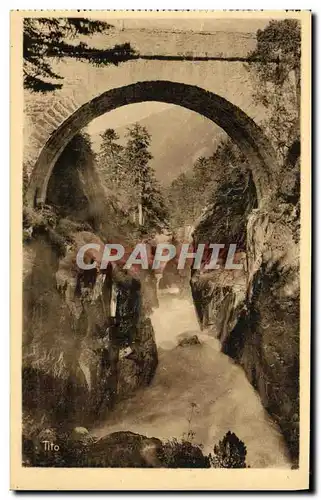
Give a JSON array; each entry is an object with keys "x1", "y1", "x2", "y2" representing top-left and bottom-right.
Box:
[{"x1": 94, "y1": 290, "x2": 291, "y2": 468}]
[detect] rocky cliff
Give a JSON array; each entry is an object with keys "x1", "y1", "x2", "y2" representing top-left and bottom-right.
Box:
[
  {"x1": 190, "y1": 158, "x2": 300, "y2": 464},
  {"x1": 22, "y1": 135, "x2": 158, "y2": 438}
]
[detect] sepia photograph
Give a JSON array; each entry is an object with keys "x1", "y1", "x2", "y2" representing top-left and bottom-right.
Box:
[{"x1": 10, "y1": 9, "x2": 311, "y2": 490}]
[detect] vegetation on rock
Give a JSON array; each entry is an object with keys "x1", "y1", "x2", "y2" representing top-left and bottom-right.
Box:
[
  {"x1": 97, "y1": 123, "x2": 170, "y2": 234},
  {"x1": 247, "y1": 19, "x2": 300, "y2": 166},
  {"x1": 208, "y1": 431, "x2": 248, "y2": 468},
  {"x1": 23, "y1": 427, "x2": 248, "y2": 468},
  {"x1": 23, "y1": 17, "x2": 136, "y2": 92}
]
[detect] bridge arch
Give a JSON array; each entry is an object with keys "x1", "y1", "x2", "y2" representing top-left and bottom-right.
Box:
[{"x1": 26, "y1": 80, "x2": 279, "y2": 207}]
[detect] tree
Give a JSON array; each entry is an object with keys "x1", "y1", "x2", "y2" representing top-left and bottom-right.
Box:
[
  {"x1": 97, "y1": 128, "x2": 125, "y2": 186},
  {"x1": 23, "y1": 17, "x2": 136, "y2": 92},
  {"x1": 97, "y1": 128, "x2": 136, "y2": 216},
  {"x1": 96, "y1": 123, "x2": 169, "y2": 233},
  {"x1": 247, "y1": 19, "x2": 301, "y2": 161},
  {"x1": 248, "y1": 19, "x2": 301, "y2": 105},
  {"x1": 141, "y1": 170, "x2": 169, "y2": 232},
  {"x1": 166, "y1": 172, "x2": 200, "y2": 229},
  {"x1": 209, "y1": 431, "x2": 248, "y2": 468},
  {"x1": 123, "y1": 123, "x2": 169, "y2": 231},
  {"x1": 166, "y1": 138, "x2": 250, "y2": 231},
  {"x1": 125, "y1": 123, "x2": 150, "y2": 225}
]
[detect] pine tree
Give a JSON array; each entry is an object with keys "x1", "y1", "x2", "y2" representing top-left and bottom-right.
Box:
[
  {"x1": 166, "y1": 138, "x2": 250, "y2": 231},
  {"x1": 123, "y1": 123, "x2": 169, "y2": 231},
  {"x1": 209, "y1": 431, "x2": 248, "y2": 468},
  {"x1": 96, "y1": 128, "x2": 135, "y2": 216},
  {"x1": 23, "y1": 17, "x2": 136, "y2": 92},
  {"x1": 124, "y1": 123, "x2": 152, "y2": 226},
  {"x1": 98, "y1": 128, "x2": 124, "y2": 186},
  {"x1": 166, "y1": 172, "x2": 200, "y2": 229},
  {"x1": 142, "y1": 170, "x2": 169, "y2": 232}
]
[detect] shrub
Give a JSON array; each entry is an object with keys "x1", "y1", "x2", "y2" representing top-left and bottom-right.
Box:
[{"x1": 208, "y1": 431, "x2": 248, "y2": 468}]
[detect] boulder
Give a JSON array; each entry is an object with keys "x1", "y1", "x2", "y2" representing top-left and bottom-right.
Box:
[{"x1": 177, "y1": 334, "x2": 201, "y2": 347}]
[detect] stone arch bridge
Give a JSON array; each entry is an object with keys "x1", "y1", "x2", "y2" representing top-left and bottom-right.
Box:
[
  {"x1": 24, "y1": 27, "x2": 278, "y2": 207},
  {"x1": 22, "y1": 26, "x2": 300, "y2": 462}
]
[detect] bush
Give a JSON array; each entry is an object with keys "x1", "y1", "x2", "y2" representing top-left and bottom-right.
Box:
[
  {"x1": 208, "y1": 431, "x2": 248, "y2": 468},
  {"x1": 161, "y1": 437, "x2": 210, "y2": 468}
]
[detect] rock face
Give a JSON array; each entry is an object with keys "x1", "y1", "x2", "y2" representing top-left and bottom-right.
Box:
[
  {"x1": 23, "y1": 428, "x2": 212, "y2": 468},
  {"x1": 190, "y1": 170, "x2": 254, "y2": 338},
  {"x1": 190, "y1": 171, "x2": 300, "y2": 463},
  {"x1": 22, "y1": 428, "x2": 164, "y2": 468},
  {"x1": 22, "y1": 142, "x2": 159, "y2": 433},
  {"x1": 234, "y1": 202, "x2": 300, "y2": 463},
  {"x1": 23, "y1": 225, "x2": 158, "y2": 430}
]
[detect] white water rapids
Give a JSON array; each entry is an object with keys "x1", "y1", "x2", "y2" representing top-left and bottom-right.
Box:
[{"x1": 94, "y1": 291, "x2": 291, "y2": 468}]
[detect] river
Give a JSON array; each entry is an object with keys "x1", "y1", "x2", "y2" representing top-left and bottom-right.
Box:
[{"x1": 94, "y1": 291, "x2": 291, "y2": 468}]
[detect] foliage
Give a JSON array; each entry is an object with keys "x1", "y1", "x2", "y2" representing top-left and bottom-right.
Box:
[
  {"x1": 23, "y1": 164, "x2": 30, "y2": 201},
  {"x1": 259, "y1": 84, "x2": 298, "y2": 160},
  {"x1": 248, "y1": 19, "x2": 301, "y2": 88},
  {"x1": 123, "y1": 123, "x2": 153, "y2": 224},
  {"x1": 23, "y1": 17, "x2": 136, "y2": 92},
  {"x1": 98, "y1": 128, "x2": 125, "y2": 185},
  {"x1": 164, "y1": 20, "x2": 301, "y2": 235},
  {"x1": 166, "y1": 172, "x2": 200, "y2": 228},
  {"x1": 161, "y1": 430, "x2": 248, "y2": 468},
  {"x1": 162, "y1": 437, "x2": 210, "y2": 468},
  {"x1": 208, "y1": 431, "x2": 249, "y2": 468},
  {"x1": 97, "y1": 123, "x2": 169, "y2": 234},
  {"x1": 166, "y1": 138, "x2": 252, "y2": 232},
  {"x1": 195, "y1": 169, "x2": 257, "y2": 250},
  {"x1": 23, "y1": 204, "x2": 59, "y2": 242},
  {"x1": 246, "y1": 19, "x2": 301, "y2": 162},
  {"x1": 23, "y1": 424, "x2": 248, "y2": 468}
]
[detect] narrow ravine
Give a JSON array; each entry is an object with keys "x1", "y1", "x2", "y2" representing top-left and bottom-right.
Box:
[{"x1": 94, "y1": 291, "x2": 291, "y2": 468}]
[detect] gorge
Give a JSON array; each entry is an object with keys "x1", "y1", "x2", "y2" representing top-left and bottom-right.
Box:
[{"x1": 22, "y1": 101, "x2": 300, "y2": 468}]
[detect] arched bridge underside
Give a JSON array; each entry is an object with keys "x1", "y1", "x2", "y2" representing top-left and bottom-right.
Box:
[{"x1": 26, "y1": 80, "x2": 279, "y2": 207}]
